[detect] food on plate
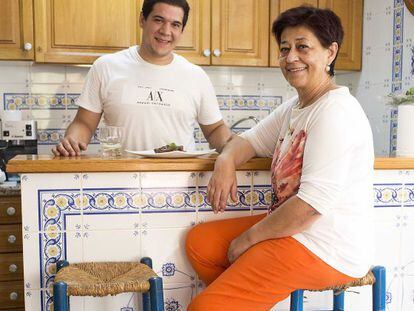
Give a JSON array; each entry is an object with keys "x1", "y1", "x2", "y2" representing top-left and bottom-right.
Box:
[{"x1": 154, "y1": 143, "x2": 185, "y2": 153}]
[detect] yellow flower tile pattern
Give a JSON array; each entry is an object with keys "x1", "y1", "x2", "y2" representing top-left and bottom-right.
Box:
[{"x1": 4, "y1": 93, "x2": 79, "y2": 110}]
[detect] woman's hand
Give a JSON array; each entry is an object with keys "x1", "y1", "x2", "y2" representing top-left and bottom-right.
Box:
[
  {"x1": 227, "y1": 231, "x2": 252, "y2": 263},
  {"x1": 207, "y1": 156, "x2": 238, "y2": 213}
]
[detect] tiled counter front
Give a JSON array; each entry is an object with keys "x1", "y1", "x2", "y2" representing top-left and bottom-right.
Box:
[{"x1": 20, "y1": 170, "x2": 414, "y2": 311}]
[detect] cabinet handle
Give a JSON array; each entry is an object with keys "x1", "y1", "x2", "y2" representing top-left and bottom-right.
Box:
[
  {"x1": 213, "y1": 48, "x2": 221, "y2": 57},
  {"x1": 203, "y1": 48, "x2": 211, "y2": 57},
  {"x1": 24, "y1": 42, "x2": 32, "y2": 51},
  {"x1": 8, "y1": 235, "x2": 17, "y2": 244},
  {"x1": 9, "y1": 292, "x2": 18, "y2": 301},
  {"x1": 9, "y1": 264, "x2": 18, "y2": 273},
  {"x1": 7, "y1": 207, "x2": 16, "y2": 216}
]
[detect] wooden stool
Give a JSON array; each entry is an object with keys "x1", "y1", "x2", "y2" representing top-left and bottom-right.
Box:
[
  {"x1": 290, "y1": 266, "x2": 386, "y2": 311},
  {"x1": 53, "y1": 257, "x2": 164, "y2": 311}
]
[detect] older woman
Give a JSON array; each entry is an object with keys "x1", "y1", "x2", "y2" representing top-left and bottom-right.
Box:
[{"x1": 185, "y1": 6, "x2": 375, "y2": 311}]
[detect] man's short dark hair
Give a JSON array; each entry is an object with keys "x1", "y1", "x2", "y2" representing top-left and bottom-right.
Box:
[
  {"x1": 142, "y1": 0, "x2": 190, "y2": 29},
  {"x1": 272, "y1": 6, "x2": 344, "y2": 76}
]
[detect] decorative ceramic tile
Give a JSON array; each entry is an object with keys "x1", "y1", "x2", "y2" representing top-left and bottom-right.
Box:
[
  {"x1": 65, "y1": 65, "x2": 90, "y2": 84},
  {"x1": 383, "y1": 272, "x2": 402, "y2": 311},
  {"x1": 299, "y1": 291, "x2": 331, "y2": 310},
  {"x1": 81, "y1": 229, "x2": 141, "y2": 262},
  {"x1": 20, "y1": 173, "x2": 81, "y2": 233},
  {"x1": 83, "y1": 293, "x2": 140, "y2": 311},
  {"x1": 217, "y1": 95, "x2": 281, "y2": 113},
  {"x1": 392, "y1": 2, "x2": 404, "y2": 94},
  {"x1": 400, "y1": 268, "x2": 414, "y2": 311},
  {"x1": 345, "y1": 286, "x2": 372, "y2": 311},
  {"x1": 164, "y1": 283, "x2": 196, "y2": 311},
  {"x1": 3, "y1": 92, "x2": 79, "y2": 110},
  {"x1": 139, "y1": 172, "x2": 198, "y2": 227},
  {"x1": 373, "y1": 183, "x2": 404, "y2": 207},
  {"x1": 141, "y1": 228, "x2": 195, "y2": 284},
  {"x1": 374, "y1": 220, "x2": 402, "y2": 268},
  {"x1": 81, "y1": 172, "x2": 140, "y2": 196},
  {"x1": 37, "y1": 128, "x2": 66, "y2": 145},
  {"x1": 22, "y1": 231, "x2": 42, "y2": 291},
  {"x1": 0, "y1": 61, "x2": 30, "y2": 84},
  {"x1": 30, "y1": 64, "x2": 66, "y2": 84},
  {"x1": 24, "y1": 289, "x2": 42, "y2": 311},
  {"x1": 197, "y1": 171, "x2": 251, "y2": 208},
  {"x1": 252, "y1": 171, "x2": 272, "y2": 214}
]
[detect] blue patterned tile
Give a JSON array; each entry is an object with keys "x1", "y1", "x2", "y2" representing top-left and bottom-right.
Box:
[
  {"x1": 405, "y1": 183, "x2": 414, "y2": 207},
  {"x1": 37, "y1": 128, "x2": 99, "y2": 145},
  {"x1": 217, "y1": 95, "x2": 281, "y2": 113},
  {"x1": 3, "y1": 93, "x2": 79, "y2": 110},
  {"x1": 198, "y1": 185, "x2": 252, "y2": 211},
  {"x1": 373, "y1": 183, "x2": 404, "y2": 207}
]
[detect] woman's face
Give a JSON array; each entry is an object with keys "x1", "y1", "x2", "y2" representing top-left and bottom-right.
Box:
[{"x1": 278, "y1": 26, "x2": 337, "y2": 92}]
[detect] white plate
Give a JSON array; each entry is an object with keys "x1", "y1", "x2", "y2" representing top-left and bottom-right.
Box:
[{"x1": 125, "y1": 149, "x2": 217, "y2": 158}]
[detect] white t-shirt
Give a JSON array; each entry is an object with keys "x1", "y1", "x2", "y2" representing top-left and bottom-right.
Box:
[
  {"x1": 242, "y1": 87, "x2": 375, "y2": 278},
  {"x1": 76, "y1": 46, "x2": 223, "y2": 151}
]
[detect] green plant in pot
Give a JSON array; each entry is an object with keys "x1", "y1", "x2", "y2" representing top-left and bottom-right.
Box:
[
  {"x1": 388, "y1": 87, "x2": 414, "y2": 157},
  {"x1": 387, "y1": 87, "x2": 414, "y2": 105}
]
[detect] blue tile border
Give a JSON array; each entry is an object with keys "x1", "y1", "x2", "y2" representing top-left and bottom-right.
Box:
[
  {"x1": 217, "y1": 95, "x2": 282, "y2": 112},
  {"x1": 37, "y1": 129, "x2": 99, "y2": 145},
  {"x1": 390, "y1": 1, "x2": 405, "y2": 155},
  {"x1": 3, "y1": 93, "x2": 79, "y2": 110}
]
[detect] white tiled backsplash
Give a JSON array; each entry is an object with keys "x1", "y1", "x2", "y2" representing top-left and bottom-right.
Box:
[{"x1": 0, "y1": 0, "x2": 413, "y2": 156}]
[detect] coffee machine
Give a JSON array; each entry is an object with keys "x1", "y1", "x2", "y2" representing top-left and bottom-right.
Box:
[{"x1": 0, "y1": 118, "x2": 38, "y2": 182}]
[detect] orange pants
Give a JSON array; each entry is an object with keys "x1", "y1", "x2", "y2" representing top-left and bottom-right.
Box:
[{"x1": 185, "y1": 214, "x2": 356, "y2": 311}]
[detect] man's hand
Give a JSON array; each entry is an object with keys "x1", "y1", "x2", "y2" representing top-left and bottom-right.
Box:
[
  {"x1": 207, "y1": 156, "x2": 238, "y2": 213},
  {"x1": 52, "y1": 137, "x2": 87, "y2": 157}
]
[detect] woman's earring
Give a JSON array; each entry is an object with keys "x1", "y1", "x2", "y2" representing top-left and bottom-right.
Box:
[{"x1": 326, "y1": 64, "x2": 331, "y2": 72}]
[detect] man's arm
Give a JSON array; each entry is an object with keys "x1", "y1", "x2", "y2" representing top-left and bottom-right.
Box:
[
  {"x1": 52, "y1": 107, "x2": 102, "y2": 156},
  {"x1": 200, "y1": 120, "x2": 233, "y2": 153}
]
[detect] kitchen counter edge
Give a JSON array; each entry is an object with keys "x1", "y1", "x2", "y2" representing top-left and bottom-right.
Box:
[{"x1": 6, "y1": 155, "x2": 414, "y2": 173}]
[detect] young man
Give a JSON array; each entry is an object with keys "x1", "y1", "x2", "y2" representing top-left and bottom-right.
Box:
[{"x1": 52, "y1": 0, "x2": 231, "y2": 156}]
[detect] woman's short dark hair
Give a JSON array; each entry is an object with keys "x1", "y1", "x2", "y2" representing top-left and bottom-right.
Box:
[
  {"x1": 272, "y1": 6, "x2": 344, "y2": 76},
  {"x1": 142, "y1": 0, "x2": 190, "y2": 29}
]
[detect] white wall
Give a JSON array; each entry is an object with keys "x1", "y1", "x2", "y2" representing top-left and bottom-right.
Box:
[{"x1": 0, "y1": 0, "x2": 413, "y2": 156}]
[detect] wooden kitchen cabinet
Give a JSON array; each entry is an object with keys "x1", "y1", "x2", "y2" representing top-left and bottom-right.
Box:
[
  {"x1": 0, "y1": 0, "x2": 34, "y2": 60},
  {"x1": 0, "y1": 195, "x2": 24, "y2": 310},
  {"x1": 320, "y1": 0, "x2": 363, "y2": 70},
  {"x1": 269, "y1": 0, "x2": 363, "y2": 70},
  {"x1": 33, "y1": 0, "x2": 143, "y2": 64},
  {"x1": 176, "y1": 0, "x2": 270, "y2": 66}
]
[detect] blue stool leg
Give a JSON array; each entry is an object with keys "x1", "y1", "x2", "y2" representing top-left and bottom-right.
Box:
[
  {"x1": 141, "y1": 257, "x2": 153, "y2": 268},
  {"x1": 333, "y1": 291, "x2": 345, "y2": 311},
  {"x1": 149, "y1": 277, "x2": 164, "y2": 311},
  {"x1": 290, "y1": 290, "x2": 304, "y2": 311},
  {"x1": 141, "y1": 257, "x2": 154, "y2": 311},
  {"x1": 53, "y1": 281, "x2": 69, "y2": 311},
  {"x1": 56, "y1": 260, "x2": 69, "y2": 272},
  {"x1": 372, "y1": 266, "x2": 386, "y2": 311}
]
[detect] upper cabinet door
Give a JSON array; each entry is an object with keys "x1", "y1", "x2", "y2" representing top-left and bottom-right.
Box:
[
  {"x1": 34, "y1": 0, "x2": 142, "y2": 64},
  {"x1": 0, "y1": 0, "x2": 34, "y2": 60},
  {"x1": 175, "y1": 0, "x2": 211, "y2": 65},
  {"x1": 320, "y1": 0, "x2": 363, "y2": 70},
  {"x1": 211, "y1": 0, "x2": 269, "y2": 66}
]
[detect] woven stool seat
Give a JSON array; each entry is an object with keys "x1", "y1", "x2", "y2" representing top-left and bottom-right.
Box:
[
  {"x1": 54, "y1": 262, "x2": 158, "y2": 297},
  {"x1": 290, "y1": 266, "x2": 386, "y2": 311},
  {"x1": 310, "y1": 268, "x2": 376, "y2": 293}
]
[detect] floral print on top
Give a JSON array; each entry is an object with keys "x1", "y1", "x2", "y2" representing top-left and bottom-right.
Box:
[{"x1": 269, "y1": 129, "x2": 307, "y2": 213}]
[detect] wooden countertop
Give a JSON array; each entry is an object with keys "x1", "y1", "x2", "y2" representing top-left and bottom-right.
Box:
[
  {"x1": 6, "y1": 154, "x2": 414, "y2": 173},
  {"x1": 6, "y1": 154, "x2": 272, "y2": 173}
]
